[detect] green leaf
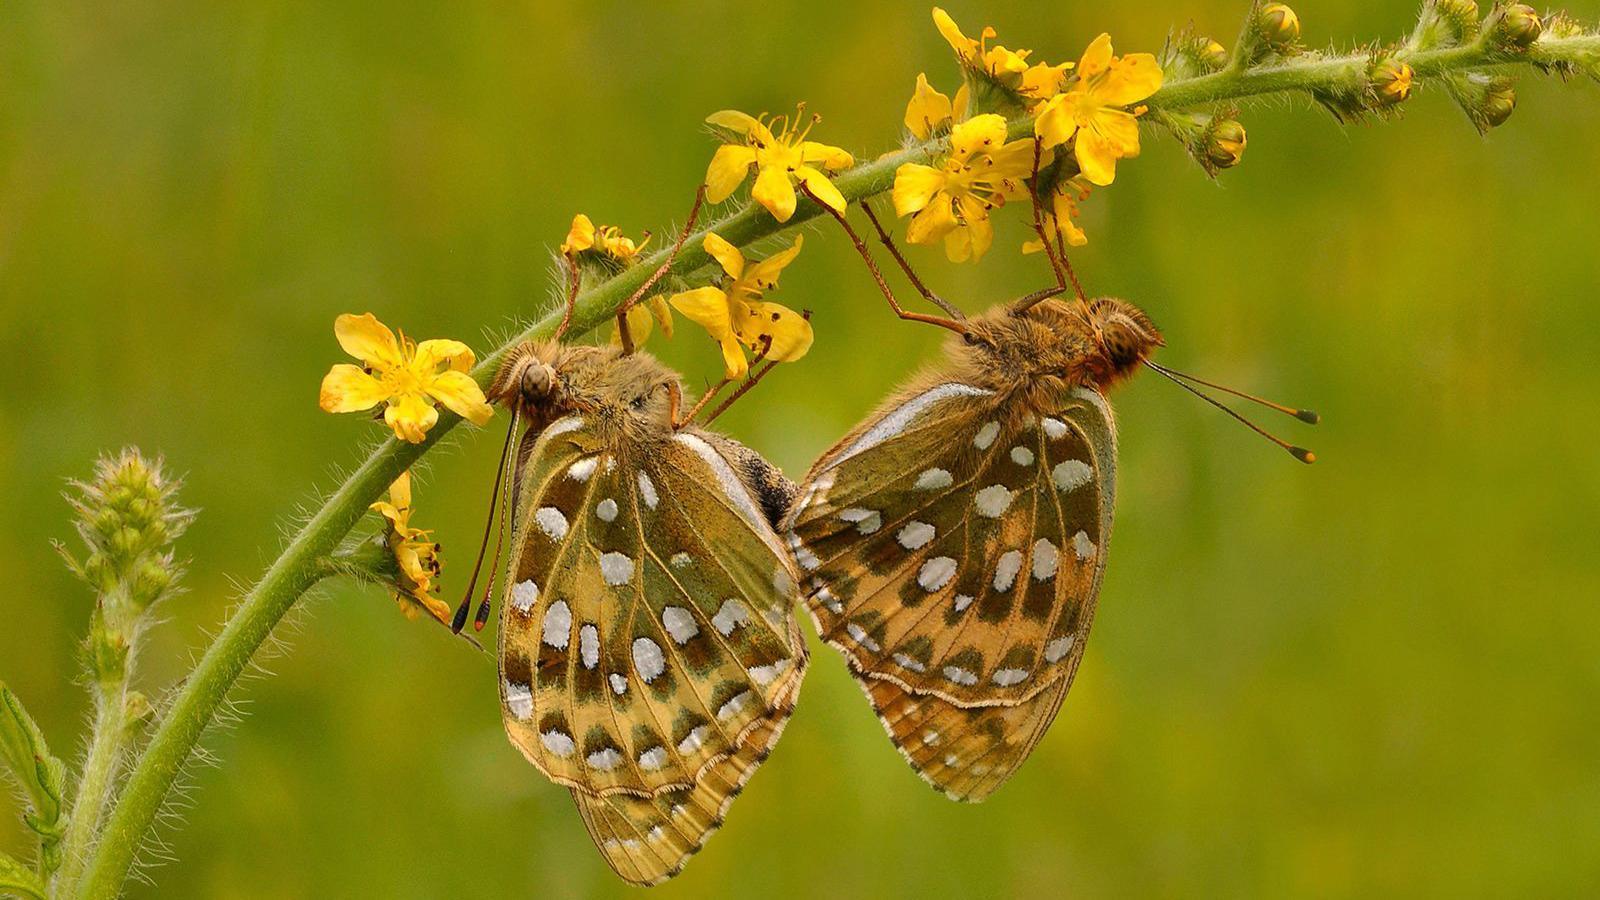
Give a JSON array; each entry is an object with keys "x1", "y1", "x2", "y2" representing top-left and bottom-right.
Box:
[
  {"x1": 0, "y1": 848, "x2": 48, "y2": 899},
  {"x1": 0, "y1": 683, "x2": 66, "y2": 871}
]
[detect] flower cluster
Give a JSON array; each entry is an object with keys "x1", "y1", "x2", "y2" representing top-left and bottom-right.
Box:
[
  {"x1": 369, "y1": 472, "x2": 452, "y2": 625},
  {"x1": 318, "y1": 313, "x2": 493, "y2": 443}
]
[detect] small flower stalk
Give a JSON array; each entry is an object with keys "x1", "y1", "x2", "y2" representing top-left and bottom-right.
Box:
[{"x1": 333, "y1": 472, "x2": 454, "y2": 628}]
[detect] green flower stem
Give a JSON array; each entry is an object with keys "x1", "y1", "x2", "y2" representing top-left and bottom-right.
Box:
[
  {"x1": 54, "y1": 678, "x2": 128, "y2": 892},
  {"x1": 72, "y1": 24, "x2": 1600, "y2": 900}
]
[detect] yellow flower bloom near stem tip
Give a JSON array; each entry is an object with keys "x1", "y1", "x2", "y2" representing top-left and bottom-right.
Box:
[
  {"x1": 932, "y1": 7, "x2": 1032, "y2": 84},
  {"x1": 893, "y1": 114, "x2": 1044, "y2": 263},
  {"x1": 668, "y1": 232, "x2": 814, "y2": 379},
  {"x1": 1023, "y1": 175, "x2": 1091, "y2": 255},
  {"x1": 904, "y1": 73, "x2": 970, "y2": 140},
  {"x1": 370, "y1": 472, "x2": 453, "y2": 625},
  {"x1": 1033, "y1": 34, "x2": 1163, "y2": 186},
  {"x1": 560, "y1": 213, "x2": 651, "y2": 264},
  {"x1": 704, "y1": 106, "x2": 854, "y2": 223},
  {"x1": 318, "y1": 312, "x2": 493, "y2": 444}
]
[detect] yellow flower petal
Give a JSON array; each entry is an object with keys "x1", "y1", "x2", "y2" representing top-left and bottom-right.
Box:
[
  {"x1": 905, "y1": 196, "x2": 959, "y2": 245},
  {"x1": 743, "y1": 235, "x2": 804, "y2": 290},
  {"x1": 1099, "y1": 53, "x2": 1164, "y2": 106},
  {"x1": 669, "y1": 286, "x2": 735, "y2": 339},
  {"x1": 705, "y1": 109, "x2": 773, "y2": 144},
  {"x1": 647, "y1": 295, "x2": 674, "y2": 339},
  {"x1": 611, "y1": 303, "x2": 654, "y2": 347},
  {"x1": 752, "y1": 164, "x2": 798, "y2": 222},
  {"x1": 319, "y1": 364, "x2": 390, "y2": 413},
  {"x1": 384, "y1": 393, "x2": 439, "y2": 443},
  {"x1": 1020, "y1": 61, "x2": 1071, "y2": 100},
  {"x1": 964, "y1": 211, "x2": 996, "y2": 262},
  {"x1": 943, "y1": 223, "x2": 974, "y2": 263},
  {"x1": 334, "y1": 313, "x2": 402, "y2": 368},
  {"x1": 702, "y1": 232, "x2": 746, "y2": 281},
  {"x1": 799, "y1": 141, "x2": 853, "y2": 170},
  {"x1": 932, "y1": 7, "x2": 978, "y2": 60},
  {"x1": 1078, "y1": 33, "x2": 1115, "y2": 81},
  {"x1": 735, "y1": 301, "x2": 814, "y2": 363},
  {"x1": 1033, "y1": 95, "x2": 1079, "y2": 151},
  {"x1": 795, "y1": 166, "x2": 846, "y2": 213},
  {"x1": 950, "y1": 114, "x2": 1008, "y2": 161},
  {"x1": 413, "y1": 339, "x2": 475, "y2": 374},
  {"x1": 716, "y1": 333, "x2": 749, "y2": 380},
  {"x1": 426, "y1": 370, "x2": 494, "y2": 425},
  {"x1": 893, "y1": 163, "x2": 947, "y2": 216},
  {"x1": 952, "y1": 83, "x2": 970, "y2": 121},
  {"x1": 904, "y1": 73, "x2": 952, "y2": 140},
  {"x1": 560, "y1": 214, "x2": 596, "y2": 256},
  {"x1": 705, "y1": 144, "x2": 757, "y2": 203}
]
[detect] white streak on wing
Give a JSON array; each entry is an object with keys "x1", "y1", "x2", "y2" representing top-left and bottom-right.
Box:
[
  {"x1": 993, "y1": 550, "x2": 1023, "y2": 592},
  {"x1": 1072, "y1": 386, "x2": 1117, "y2": 442},
  {"x1": 826, "y1": 383, "x2": 993, "y2": 469},
  {"x1": 672, "y1": 433, "x2": 788, "y2": 560},
  {"x1": 1045, "y1": 635, "x2": 1075, "y2": 663},
  {"x1": 579, "y1": 624, "x2": 600, "y2": 669},
  {"x1": 566, "y1": 456, "x2": 599, "y2": 482},
  {"x1": 636, "y1": 472, "x2": 659, "y2": 509},
  {"x1": 503, "y1": 681, "x2": 533, "y2": 720},
  {"x1": 543, "y1": 416, "x2": 584, "y2": 439},
  {"x1": 1032, "y1": 539, "x2": 1060, "y2": 581},
  {"x1": 638, "y1": 746, "x2": 667, "y2": 770},
  {"x1": 541, "y1": 600, "x2": 571, "y2": 648}
]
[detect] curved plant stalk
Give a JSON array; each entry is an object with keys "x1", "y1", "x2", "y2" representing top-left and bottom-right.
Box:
[{"x1": 71, "y1": 21, "x2": 1600, "y2": 900}]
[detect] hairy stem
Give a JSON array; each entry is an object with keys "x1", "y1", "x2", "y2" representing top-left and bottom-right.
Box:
[
  {"x1": 72, "y1": 26, "x2": 1599, "y2": 900},
  {"x1": 53, "y1": 680, "x2": 128, "y2": 893}
]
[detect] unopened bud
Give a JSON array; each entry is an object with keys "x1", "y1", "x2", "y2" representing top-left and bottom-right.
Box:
[
  {"x1": 1259, "y1": 4, "x2": 1302, "y2": 50},
  {"x1": 1200, "y1": 39, "x2": 1229, "y2": 70},
  {"x1": 1203, "y1": 118, "x2": 1248, "y2": 170},
  {"x1": 1491, "y1": 4, "x2": 1542, "y2": 50},
  {"x1": 1371, "y1": 59, "x2": 1416, "y2": 105},
  {"x1": 1481, "y1": 78, "x2": 1517, "y2": 127}
]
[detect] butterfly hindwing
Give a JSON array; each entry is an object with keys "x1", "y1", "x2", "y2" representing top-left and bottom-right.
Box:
[
  {"x1": 786, "y1": 383, "x2": 1116, "y2": 799},
  {"x1": 497, "y1": 415, "x2": 806, "y2": 878}
]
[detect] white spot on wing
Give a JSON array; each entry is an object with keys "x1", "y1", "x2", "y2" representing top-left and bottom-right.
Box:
[
  {"x1": 1053, "y1": 459, "x2": 1093, "y2": 492},
  {"x1": 788, "y1": 532, "x2": 821, "y2": 571},
  {"x1": 540, "y1": 730, "x2": 574, "y2": 757},
  {"x1": 1032, "y1": 539, "x2": 1059, "y2": 581},
  {"x1": 1010, "y1": 445, "x2": 1035, "y2": 466},
  {"x1": 918, "y1": 556, "x2": 958, "y2": 592},
  {"x1": 845, "y1": 623, "x2": 882, "y2": 653},
  {"x1": 748, "y1": 659, "x2": 790, "y2": 686},
  {"x1": 993, "y1": 550, "x2": 1023, "y2": 592},
  {"x1": 595, "y1": 498, "x2": 618, "y2": 522},
  {"x1": 828, "y1": 383, "x2": 993, "y2": 467},
  {"x1": 632, "y1": 637, "x2": 665, "y2": 682},
  {"x1": 914, "y1": 467, "x2": 954, "y2": 490},
  {"x1": 599, "y1": 552, "x2": 634, "y2": 586},
  {"x1": 579, "y1": 624, "x2": 600, "y2": 669},
  {"x1": 813, "y1": 583, "x2": 843, "y2": 614},
  {"x1": 535, "y1": 507, "x2": 568, "y2": 540},
  {"x1": 510, "y1": 579, "x2": 539, "y2": 612},
  {"x1": 975, "y1": 485, "x2": 1013, "y2": 518},
  {"x1": 677, "y1": 725, "x2": 709, "y2": 754},
  {"x1": 992, "y1": 668, "x2": 1030, "y2": 686},
  {"x1": 942, "y1": 665, "x2": 978, "y2": 686},
  {"x1": 608, "y1": 673, "x2": 628, "y2": 695},
  {"x1": 566, "y1": 456, "x2": 599, "y2": 482},
  {"x1": 953, "y1": 594, "x2": 974, "y2": 612},
  {"x1": 585, "y1": 747, "x2": 623, "y2": 771},
  {"x1": 504, "y1": 681, "x2": 532, "y2": 720},
  {"x1": 717, "y1": 691, "x2": 754, "y2": 721},
  {"x1": 669, "y1": 551, "x2": 692, "y2": 568},
  {"x1": 638, "y1": 746, "x2": 667, "y2": 770},
  {"x1": 711, "y1": 599, "x2": 749, "y2": 636},
  {"x1": 661, "y1": 606, "x2": 699, "y2": 644},
  {"x1": 922, "y1": 730, "x2": 941, "y2": 746},
  {"x1": 1045, "y1": 635, "x2": 1075, "y2": 663},
  {"x1": 1042, "y1": 417, "x2": 1068, "y2": 439},
  {"x1": 897, "y1": 521, "x2": 936, "y2": 550},
  {"x1": 1072, "y1": 530, "x2": 1096, "y2": 560},
  {"x1": 636, "y1": 471, "x2": 658, "y2": 509},
  {"x1": 893, "y1": 653, "x2": 926, "y2": 673},
  {"x1": 839, "y1": 508, "x2": 881, "y2": 535},
  {"x1": 973, "y1": 421, "x2": 1000, "y2": 449},
  {"x1": 541, "y1": 600, "x2": 571, "y2": 649},
  {"x1": 544, "y1": 416, "x2": 584, "y2": 439}
]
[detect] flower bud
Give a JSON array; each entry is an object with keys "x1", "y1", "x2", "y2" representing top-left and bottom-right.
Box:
[
  {"x1": 1480, "y1": 78, "x2": 1518, "y2": 128},
  {"x1": 1200, "y1": 38, "x2": 1229, "y2": 70},
  {"x1": 1203, "y1": 118, "x2": 1248, "y2": 171},
  {"x1": 1258, "y1": 4, "x2": 1301, "y2": 50},
  {"x1": 1370, "y1": 59, "x2": 1416, "y2": 106},
  {"x1": 1491, "y1": 4, "x2": 1542, "y2": 50}
]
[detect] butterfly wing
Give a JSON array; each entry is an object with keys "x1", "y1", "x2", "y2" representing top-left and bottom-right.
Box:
[
  {"x1": 785, "y1": 383, "x2": 1116, "y2": 800},
  {"x1": 497, "y1": 417, "x2": 806, "y2": 882}
]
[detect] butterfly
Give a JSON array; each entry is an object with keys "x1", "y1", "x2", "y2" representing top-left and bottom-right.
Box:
[
  {"x1": 785, "y1": 178, "x2": 1314, "y2": 803},
  {"x1": 459, "y1": 191, "x2": 813, "y2": 885}
]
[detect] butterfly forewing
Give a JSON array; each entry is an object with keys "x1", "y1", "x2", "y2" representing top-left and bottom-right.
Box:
[{"x1": 786, "y1": 384, "x2": 1116, "y2": 799}]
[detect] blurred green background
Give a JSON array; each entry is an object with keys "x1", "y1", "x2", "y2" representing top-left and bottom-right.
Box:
[{"x1": 5, "y1": 1, "x2": 1600, "y2": 897}]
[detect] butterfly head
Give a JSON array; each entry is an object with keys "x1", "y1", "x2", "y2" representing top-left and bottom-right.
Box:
[{"x1": 491, "y1": 341, "x2": 680, "y2": 433}]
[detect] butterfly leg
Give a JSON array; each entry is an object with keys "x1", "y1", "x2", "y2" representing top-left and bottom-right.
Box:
[
  {"x1": 1014, "y1": 136, "x2": 1086, "y2": 313},
  {"x1": 802, "y1": 185, "x2": 968, "y2": 336},
  {"x1": 856, "y1": 199, "x2": 963, "y2": 319},
  {"x1": 616, "y1": 185, "x2": 707, "y2": 355},
  {"x1": 553, "y1": 257, "x2": 582, "y2": 341}
]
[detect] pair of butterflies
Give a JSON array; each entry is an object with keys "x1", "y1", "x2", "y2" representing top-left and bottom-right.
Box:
[{"x1": 477, "y1": 284, "x2": 1173, "y2": 885}]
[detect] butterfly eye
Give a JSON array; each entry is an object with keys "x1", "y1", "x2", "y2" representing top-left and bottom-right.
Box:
[{"x1": 961, "y1": 330, "x2": 981, "y2": 346}]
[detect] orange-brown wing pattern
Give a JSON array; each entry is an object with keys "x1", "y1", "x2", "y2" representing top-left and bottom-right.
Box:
[
  {"x1": 496, "y1": 416, "x2": 806, "y2": 882},
  {"x1": 785, "y1": 384, "x2": 1116, "y2": 800}
]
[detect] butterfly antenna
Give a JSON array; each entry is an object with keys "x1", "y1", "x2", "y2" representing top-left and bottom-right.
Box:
[
  {"x1": 616, "y1": 185, "x2": 707, "y2": 355},
  {"x1": 472, "y1": 417, "x2": 519, "y2": 632},
  {"x1": 1144, "y1": 361, "x2": 1317, "y2": 464},
  {"x1": 1145, "y1": 360, "x2": 1320, "y2": 424},
  {"x1": 453, "y1": 407, "x2": 519, "y2": 633}
]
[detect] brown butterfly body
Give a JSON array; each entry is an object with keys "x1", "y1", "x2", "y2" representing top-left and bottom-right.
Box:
[
  {"x1": 488, "y1": 341, "x2": 807, "y2": 885},
  {"x1": 782, "y1": 297, "x2": 1161, "y2": 802}
]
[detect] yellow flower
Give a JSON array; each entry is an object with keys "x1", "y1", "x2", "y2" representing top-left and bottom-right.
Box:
[
  {"x1": 892, "y1": 114, "x2": 1043, "y2": 263},
  {"x1": 904, "y1": 73, "x2": 971, "y2": 141},
  {"x1": 370, "y1": 472, "x2": 452, "y2": 625},
  {"x1": 932, "y1": 7, "x2": 1034, "y2": 84},
  {"x1": 560, "y1": 213, "x2": 651, "y2": 266},
  {"x1": 610, "y1": 295, "x2": 676, "y2": 348},
  {"x1": 1022, "y1": 175, "x2": 1091, "y2": 255},
  {"x1": 1019, "y1": 61, "x2": 1073, "y2": 103},
  {"x1": 318, "y1": 312, "x2": 494, "y2": 443},
  {"x1": 703, "y1": 106, "x2": 854, "y2": 223},
  {"x1": 1033, "y1": 34, "x2": 1164, "y2": 186},
  {"x1": 668, "y1": 233, "x2": 814, "y2": 379}
]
